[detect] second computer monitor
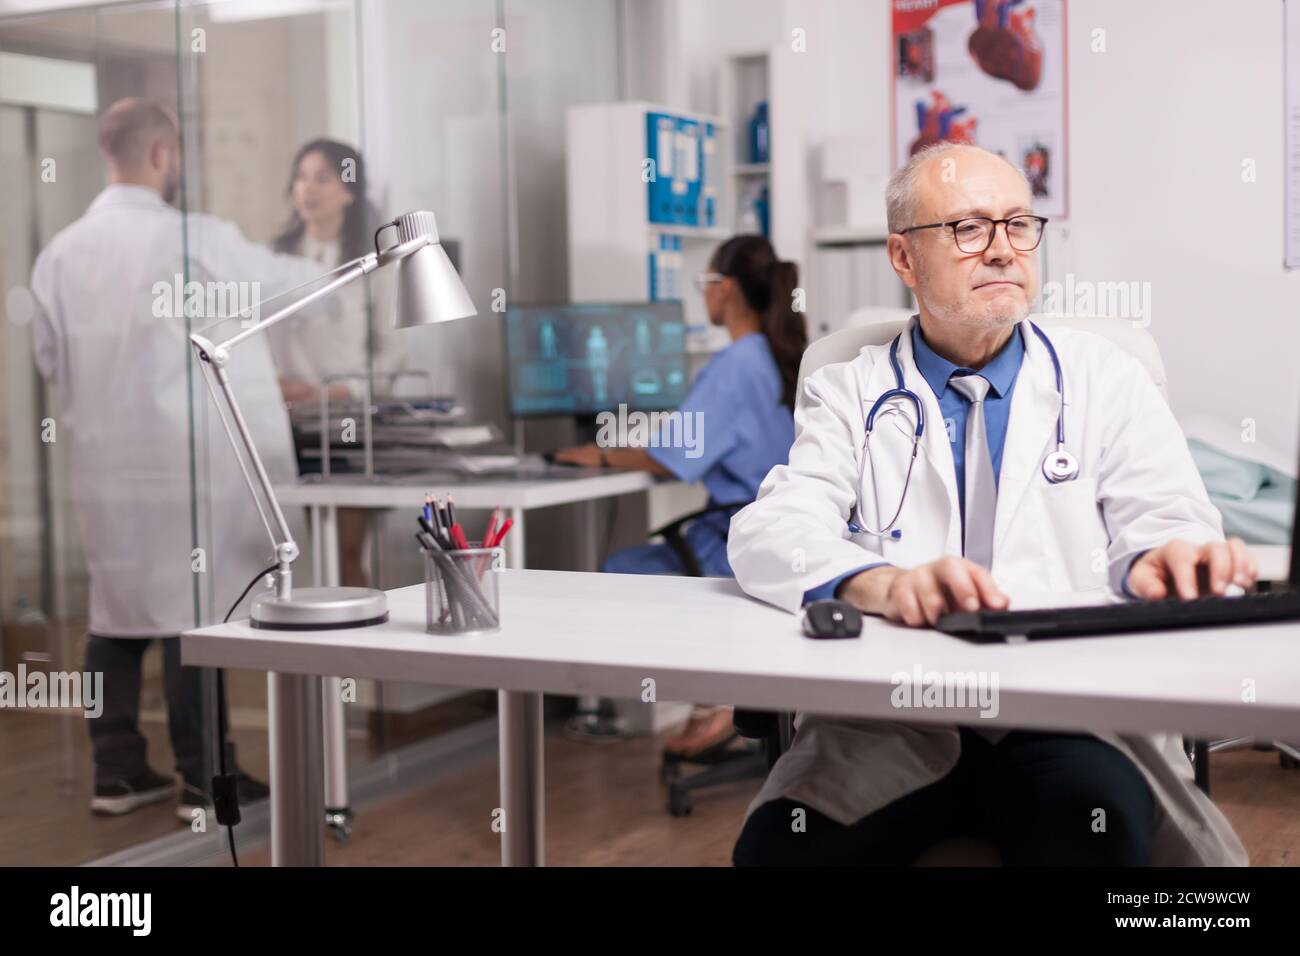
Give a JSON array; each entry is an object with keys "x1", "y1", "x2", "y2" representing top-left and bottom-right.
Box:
[{"x1": 504, "y1": 301, "x2": 690, "y2": 418}]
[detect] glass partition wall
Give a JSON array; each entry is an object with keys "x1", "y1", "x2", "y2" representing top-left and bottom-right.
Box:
[
  {"x1": 0, "y1": 0, "x2": 198, "y2": 867},
  {"x1": 0, "y1": 0, "x2": 620, "y2": 865}
]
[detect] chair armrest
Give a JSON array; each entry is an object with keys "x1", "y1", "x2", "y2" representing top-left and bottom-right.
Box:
[
  {"x1": 649, "y1": 501, "x2": 748, "y2": 578},
  {"x1": 648, "y1": 501, "x2": 750, "y2": 540}
]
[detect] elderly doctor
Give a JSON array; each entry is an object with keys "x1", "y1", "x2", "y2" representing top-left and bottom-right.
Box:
[{"x1": 727, "y1": 143, "x2": 1254, "y2": 866}]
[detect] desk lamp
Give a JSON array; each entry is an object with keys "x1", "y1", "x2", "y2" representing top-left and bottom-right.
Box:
[{"x1": 190, "y1": 210, "x2": 476, "y2": 629}]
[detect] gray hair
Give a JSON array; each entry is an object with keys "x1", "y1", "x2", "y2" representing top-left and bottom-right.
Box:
[{"x1": 885, "y1": 143, "x2": 1031, "y2": 234}]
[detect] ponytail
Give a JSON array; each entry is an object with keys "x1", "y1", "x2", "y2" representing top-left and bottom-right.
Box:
[
  {"x1": 711, "y1": 235, "x2": 809, "y2": 409},
  {"x1": 761, "y1": 258, "x2": 807, "y2": 409}
]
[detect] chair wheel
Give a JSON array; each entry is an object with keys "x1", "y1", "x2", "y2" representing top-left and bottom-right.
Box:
[
  {"x1": 325, "y1": 808, "x2": 353, "y2": 842},
  {"x1": 1280, "y1": 752, "x2": 1299, "y2": 770},
  {"x1": 668, "y1": 788, "x2": 693, "y2": 817}
]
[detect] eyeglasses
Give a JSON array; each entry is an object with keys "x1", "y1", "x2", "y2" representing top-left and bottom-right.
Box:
[
  {"x1": 694, "y1": 271, "x2": 724, "y2": 292},
  {"x1": 900, "y1": 215, "x2": 1048, "y2": 254}
]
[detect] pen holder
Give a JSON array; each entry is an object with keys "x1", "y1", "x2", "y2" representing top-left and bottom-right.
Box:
[{"x1": 423, "y1": 545, "x2": 504, "y2": 635}]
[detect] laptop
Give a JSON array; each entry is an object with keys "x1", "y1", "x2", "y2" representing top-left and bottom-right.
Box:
[{"x1": 937, "y1": 444, "x2": 1300, "y2": 643}]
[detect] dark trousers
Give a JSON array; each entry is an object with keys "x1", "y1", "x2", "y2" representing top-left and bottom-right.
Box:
[
  {"x1": 733, "y1": 727, "x2": 1155, "y2": 866},
  {"x1": 85, "y1": 634, "x2": 233, "y2": 787}
]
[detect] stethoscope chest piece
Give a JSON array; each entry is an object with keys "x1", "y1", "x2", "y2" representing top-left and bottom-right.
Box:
[{"x1": 1042, "y1": 449, "x2": 1080, "y2": 484}]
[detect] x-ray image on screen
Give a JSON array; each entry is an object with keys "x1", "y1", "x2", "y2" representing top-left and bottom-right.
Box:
[{"x1": 504, "y1": 302, "x2": 689, "y2": 417}]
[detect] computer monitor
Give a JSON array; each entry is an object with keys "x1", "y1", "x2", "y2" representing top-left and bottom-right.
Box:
[{"x1": 503, "y1": 301, "x2": 690, "y2": 418}]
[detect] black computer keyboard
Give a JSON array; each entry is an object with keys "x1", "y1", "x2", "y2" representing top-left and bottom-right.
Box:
[{"x1": 936, "y1": 589, "x2": 1300, "y2": 642}]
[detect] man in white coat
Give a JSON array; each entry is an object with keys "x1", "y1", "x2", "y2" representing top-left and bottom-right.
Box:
[
  {"x1": 31, "y1": 98, "x2": 327, "y2": 820},
  {"x1": 727, "y1": 143, "x2": 1255, "y2": 866}
]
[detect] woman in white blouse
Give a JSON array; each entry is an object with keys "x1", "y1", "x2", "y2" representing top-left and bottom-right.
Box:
[{"x1": 270, "y1": 139, "x2": 402, "y2": 585}]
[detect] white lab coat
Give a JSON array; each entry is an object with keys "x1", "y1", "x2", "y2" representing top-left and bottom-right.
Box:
[
  {"x1": 727, "y1": 315, "x2": 1249, "y2": 865},
  {"x1": 31, "y1": 184, "x2": 325, "y2": 637}
]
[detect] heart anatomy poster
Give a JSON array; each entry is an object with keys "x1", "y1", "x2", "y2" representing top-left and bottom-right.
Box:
[{"x1": 892, "y1": 0, "x2": 1068, "y2": 218}]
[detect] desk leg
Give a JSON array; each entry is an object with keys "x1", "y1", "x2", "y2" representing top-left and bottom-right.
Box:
[
  {"x1": 269, "y1": 672, "x2": 324, "y2": 866},
  {"x1": 574, "y1": 501, "x2": 612, "y2": 735},
  {"x1": 506, "y1": 505, "x2": 526, "y2": 570},
  {"x1": 310, "y1": 504, "x2": 323, "y2": 589},
  {"x1": 498, "y1": 689, "x2": 544, "y2": 866},
  {"x1": 319, "y1": 505, "x2": 352, "y2": 838}
]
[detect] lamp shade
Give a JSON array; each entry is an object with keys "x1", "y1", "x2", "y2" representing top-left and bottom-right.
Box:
[{"x1": 389, "y1": 211, "x2": 477, "y2": 328}]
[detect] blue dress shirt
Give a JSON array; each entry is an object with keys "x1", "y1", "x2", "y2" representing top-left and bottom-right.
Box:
[
  {"x1": 911, "y1": 322, "x2": 1025, "y2": 521},
  {"x1": 802, "y1": 325, "x2": 1025, "y2": 605}
]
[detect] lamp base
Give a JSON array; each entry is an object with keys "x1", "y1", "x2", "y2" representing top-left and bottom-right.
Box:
[{"x1": 251, "y1": 587, "x2": 388, "y2": 630}]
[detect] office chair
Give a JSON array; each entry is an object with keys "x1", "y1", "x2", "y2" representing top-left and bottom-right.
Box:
[{"x1": 651, "y1": 502, "x2": 775, "y2": 816}]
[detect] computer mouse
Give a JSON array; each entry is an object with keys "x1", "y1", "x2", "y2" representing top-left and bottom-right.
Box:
[{"x1": 803, "y1": 599, "x2": 863, "y2": 639}]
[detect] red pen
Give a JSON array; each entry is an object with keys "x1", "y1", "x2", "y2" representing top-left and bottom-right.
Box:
[
  {"x1": 451, "y1": 523, "x2": 470, "y2": 550},
  {"x1": 489, "y1": 517, "x2": 514, "y2": 549},
  {"x1": 482, "y1": 507, "x2": 500, "y2": 549}
]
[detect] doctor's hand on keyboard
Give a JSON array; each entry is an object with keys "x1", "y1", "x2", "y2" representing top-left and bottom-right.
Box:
[
  {"x1": 839, "y1": 558, "x2": 1010, "y2": 628},
  {"x1": 1125, "y1": 537, "x2": 1258, "y2": 601}
]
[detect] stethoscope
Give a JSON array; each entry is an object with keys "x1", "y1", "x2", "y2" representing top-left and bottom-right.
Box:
[{"x1": 851, "y1": 321, "x2": 1079, "y2": 539}]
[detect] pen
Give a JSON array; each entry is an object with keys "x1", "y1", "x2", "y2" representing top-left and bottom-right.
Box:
[
  {"x1": 489, "y1": 517, "x2": 514, "y2": 549},
  {"x1": 419, "y1": 514, "x2": 453, "y2": 551},
  {"x1": 472, "y1": 507, "x2": 501, "y2": 578},
  {"x1": 437, "y1": 498, "x2": 457, "y2": 548}
]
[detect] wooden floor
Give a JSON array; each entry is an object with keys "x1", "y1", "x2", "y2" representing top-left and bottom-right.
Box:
[
  {"x1": 0, "y1": 707, "x2": 271, "y2": 866},
  {"x1": 233, "y1": 732, "x2": 1300, "y2": 867},
  {"x1": 235, "y1": 730, "x2": 759, "y2": 867},
  {"x1": 4, "y1": 699, "x2": 1298, "y2": 866},
  {"x1": 0, "y1": 659, "x2": 303, "y2": 866}
]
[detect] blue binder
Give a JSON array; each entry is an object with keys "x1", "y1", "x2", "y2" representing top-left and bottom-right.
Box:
[
  {"x1": 646, "y1": 112, "x2": 678, "y2": 225},
  {"x1": 701, "y1": 122, "x2": 717, "y2": 228},
  {"x1": 674, "y1": 116, "x2": 701, "y2": 226}
]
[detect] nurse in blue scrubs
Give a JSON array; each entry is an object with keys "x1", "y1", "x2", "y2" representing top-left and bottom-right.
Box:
[{"x1": 554, "y1": 234, "x2": 808, "y2": 754}]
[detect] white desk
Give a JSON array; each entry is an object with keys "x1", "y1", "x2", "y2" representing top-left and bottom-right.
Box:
[
  {"x1": 275, "y1": 467, "x2": 657, "y2": 837},
  {"x1": 183, "y1": 570, "x2": 1300, "y2": 866}
]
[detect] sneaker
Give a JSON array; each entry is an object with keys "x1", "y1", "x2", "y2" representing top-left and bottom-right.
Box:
[
  {"x1": 90, "y1": 769, "x2": 176, "y2": 816},
  {"x1": 176, "y1": 773, "x2": 270, "y2": 824}
]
